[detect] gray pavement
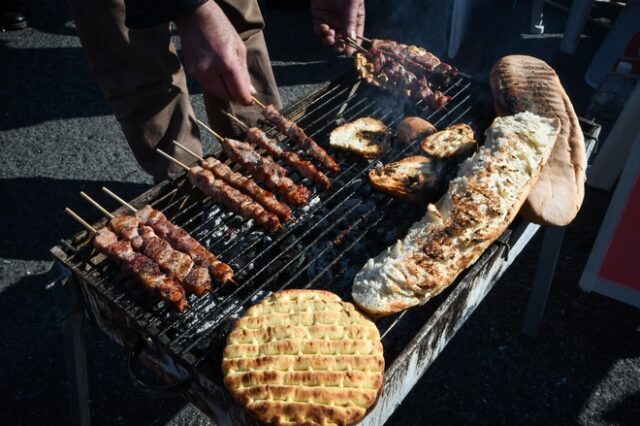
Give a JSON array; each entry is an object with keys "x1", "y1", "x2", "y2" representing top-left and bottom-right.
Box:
[{"x1": 1, "y1": 0, "x2": 639, "y2": 425}]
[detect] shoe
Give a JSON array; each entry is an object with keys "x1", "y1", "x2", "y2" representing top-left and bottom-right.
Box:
[{"x1": 1, "y1": 0, "x2": 28, "y2": 31}]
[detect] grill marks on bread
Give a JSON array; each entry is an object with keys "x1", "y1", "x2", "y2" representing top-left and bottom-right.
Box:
[
  {"x1": 352, "y1": 112, "x2": 560, "y2": 316},
  {"x1": 222, "y1": 290, "x2": 384, "y2": 425}
]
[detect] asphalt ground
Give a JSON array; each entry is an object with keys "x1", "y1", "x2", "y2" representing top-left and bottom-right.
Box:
[{"x1": 1, "y1": 0, "x2": 639, "y2": 425}]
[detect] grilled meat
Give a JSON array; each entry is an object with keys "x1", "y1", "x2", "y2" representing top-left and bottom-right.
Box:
[
  {"x1": 261, "y1": 104, "x2": 340, "y2": 174},
  {"x1": 188, "y1": 165, "x2": 282, "y2": 233},
  {"x1": 109, "y1": 215, "x2": 212, "y2": 296},
  {"x1": 221, "y1": 137, "x2": 311, "y2": 206},
  {"x1": 93, "y1": 228, "x2": 188, "y2": 312},
  {"x1": 200, "y1": 157, "x2": 293, "y2": 222},
  {"x1": 136, "y1": 205, "x2": 235, "y2": 284},
  {"x1": 246, "y1": 127, "x2": 331, "y2": 189}
]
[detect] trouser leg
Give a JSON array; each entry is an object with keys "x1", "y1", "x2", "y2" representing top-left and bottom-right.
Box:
[
  {"x1": 204, "y1": 0, "x2": 282, "y2": 138},
  {"x1": 67, "y1": 0, "x2": 202, "y2": 180}
]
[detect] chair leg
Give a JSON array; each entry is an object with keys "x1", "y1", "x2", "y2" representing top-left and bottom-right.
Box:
[
  {"x1": 531, "y1": 0, "x2": 545, "y2": 33},
  {"x1": 55, "y1": 272, "x2": 91, "y2": 426},
  {"x1": 522, "y1": 226, "x2": 566, "y2": 337},
  {"x1": 560, "y1": 0, "x2": 594, "y2": 53}
]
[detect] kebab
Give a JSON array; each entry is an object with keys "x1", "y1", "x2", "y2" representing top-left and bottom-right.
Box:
[
  {"x1": 196, "y1": 119, "x2": 311, "y2": 206},
  {"x1": 81, "y1": 192, "x2": 212, "y2": 296},
  {"x1": 156, "y1": 149, "x2": 282, "y2": 233},
  {"x1": 102, "y1": 187, "x2": 235, "y2": 284},
  {"x1": 65, "y1": 208, "x2": 189, "y2": 312},
  {"x1": 250, "y1": 97, "x2": 340, "y2": 174},
  {"x1": 221, "y1": 112, "x2": 332, "y2": 189},
  {"x1": 173, "y1": 141, "x2": 293, "y2": 222},
  {"x1": 349, "y1": 37, "x2": 456, "y2": 109}
]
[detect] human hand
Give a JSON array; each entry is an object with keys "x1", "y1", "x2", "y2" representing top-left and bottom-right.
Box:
[
  {"x1": 310, "y1": 0, "x2": 365, "y2": 55},
  {"x1": 175, "y1": 1, "x2": 255, "y2": 104}
]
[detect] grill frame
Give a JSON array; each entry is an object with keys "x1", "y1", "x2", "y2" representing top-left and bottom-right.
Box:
[{"x1": 51, "y1": 68, "x2": 601, "y2": 425}]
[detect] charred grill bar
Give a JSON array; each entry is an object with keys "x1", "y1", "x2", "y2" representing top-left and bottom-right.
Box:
[{"x1": 51, "y1": 69, "x2": 600, "y2": 425}]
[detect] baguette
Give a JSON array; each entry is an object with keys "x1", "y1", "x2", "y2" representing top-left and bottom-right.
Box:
[
  {"x1": 329, "y1": 117, "x2": 389, "y2": 158},
  {"x1": 352, "y1": 112, "x2": 560, "y2": 316},
  {"x1": 368, "y1": 156, "x2": 445, "y2": 203},
  {"x1": 420, "y1": 123, "x2": 476, "y2": 159},
  {"x1": 490, "y1": 55, "x2": 586, "y2": 226}
]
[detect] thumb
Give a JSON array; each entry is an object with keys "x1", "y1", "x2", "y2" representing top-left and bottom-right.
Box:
[{"x1": 342, "y1": 1, "x2": 359, "y2": 40}]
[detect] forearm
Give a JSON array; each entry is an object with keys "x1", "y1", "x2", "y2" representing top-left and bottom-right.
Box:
[{"x1": 124, "y1": 0, "x2": 207, "y2": 29}]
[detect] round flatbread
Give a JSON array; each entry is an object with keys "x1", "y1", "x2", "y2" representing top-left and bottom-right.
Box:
[{"x1": 222, "y1": 289, "x2": 384, "y2": 425}]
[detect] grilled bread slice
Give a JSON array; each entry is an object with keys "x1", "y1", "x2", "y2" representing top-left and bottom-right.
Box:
[
  {"x1": 396, "y1": 117, "x2": 437, "y2": 144},
  {"x1": 222, "y1": 289, "x2": 384, "y2": 425},
  {"x1": 490, "y1": 55, "x2": 586, "y2": 226},
  {"x1": 368, "y1": 156, "x2": 445, "y2": 203},
  {"x1": 420, "y1": 123, "x2": 476, "y2": 159},
  {"x1": 329, "y1": 117, "x2": 389, "y2": 158},
  {"x1": 352, "y1": 112, "x2": 560, "y2": 316}
]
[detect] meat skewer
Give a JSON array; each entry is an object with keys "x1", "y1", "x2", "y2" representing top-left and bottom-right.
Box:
[
  {"x1": 251, "y1": 97, "x2": 340, "y2": 174},
  {"x1": 173, "y1": 140, "x2": 293, "y2": 222},
  {"x1": 80, "y1": 192, "x2": 212, "y2": 296},
  {"x1": 156, "y1": 149, "x2": 282, "y2": 233},
  {"x1": 64, "y1": 208, "x2": 188, "y2": 312},
  {"x1": 102, "y1": 187, "x2": 236, "y2": 284},
  {"x1": 221, "y1": 112, "x2": 331, "y2": 190},
  {"x1": 196, "y1": 119, "x2": 311, "y2": 206}
]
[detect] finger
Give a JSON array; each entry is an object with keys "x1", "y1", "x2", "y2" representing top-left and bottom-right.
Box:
[
  {"x1": 342, "y1": 1, "x2": 360, "y2": 40},
  {"x1": 356, "y1": 3, "x2": 365, "y2": 40},
  {"x1": 321, "y1": 34, "x2": 335, "y2": 47}
]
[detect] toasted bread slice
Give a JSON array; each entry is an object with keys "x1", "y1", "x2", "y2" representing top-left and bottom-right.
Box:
[
  {"x1": 396, "y1": 117, "x2": 437, "y2": 144},
  {"x1": 330, "y1": 117, "x2": 389, "y2": 159},
  {"x1": 420, "y1": 123, "x2": 476, "y2": 159},
  {"x1": 368, "y1": 156, "x2": 445, "y2": 203}
]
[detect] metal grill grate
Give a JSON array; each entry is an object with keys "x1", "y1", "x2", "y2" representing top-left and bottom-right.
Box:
[{"x1": 53, "y1": 68, "x2": 495, "y2": 381}]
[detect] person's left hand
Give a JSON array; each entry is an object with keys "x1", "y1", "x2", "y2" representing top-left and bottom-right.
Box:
[{"x1": 310, "y1": 0, "x2": 365, "y2": 55}]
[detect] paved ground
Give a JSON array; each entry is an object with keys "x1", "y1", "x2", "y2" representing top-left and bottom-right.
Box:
[{"x1": 1, "y1": 0, "x2": 639, "y2": 425}]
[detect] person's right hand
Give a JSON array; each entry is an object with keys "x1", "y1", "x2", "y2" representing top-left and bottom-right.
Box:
[{"x1": 175, "y1": 1, "x2": 254, "y2": 105}]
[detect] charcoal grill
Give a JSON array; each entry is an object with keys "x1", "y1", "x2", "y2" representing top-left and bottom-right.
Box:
[{"x1": 50, "y1": 68, "x2": 601, "y2": 425}]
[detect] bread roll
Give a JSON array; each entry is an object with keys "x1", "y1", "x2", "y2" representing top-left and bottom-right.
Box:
[
  {"x1": 352, "y1": 112, "x2": 560, "y2": 316},
  {"x1": 490, "y1": 55, "x2": 586, "y2": 226},
  {"x1": 396, "y1": 117, "x2": 437, "y2": 144},
  {"x1": 420, "y1": 123, "x2": 476, "y2": 159}
]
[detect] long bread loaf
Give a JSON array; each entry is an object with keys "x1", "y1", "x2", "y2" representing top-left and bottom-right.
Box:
[
  {"x1": 490, "y1": 55, "x2": 586, "y2": 226},
  {"x1": 352, "y1": 112, "x2": 560, "y2": 316}
]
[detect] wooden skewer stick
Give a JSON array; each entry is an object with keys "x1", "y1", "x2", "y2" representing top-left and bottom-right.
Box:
[
  {"x1": 102, "y1": 187, "x2": 137, "y2": 213},
  {"x1": 251, "y1": 96, "x2": 266, "y2": 109},
  {"x1": 173, "y1": 140, "x2": 205, "y2": 162},
  {"x1": 345, "y1": 37, "x2": 370, "y2": 55},
  {"x1": 356, "y1": 35, "x2": 372, "y2": 43},
  {"x1": 65, "y1": 207, "x2": 98, "y2": 234},
  {"x1": 80, "y1": 191, "x2": 114, "y2": 219},
  {"x1": 156, "y1": 148, "x2": 191, "y2": 171},
  {"x1": 221, "y1": 110, "x2": 249, "y2": 130},
  {"x1": 195, "y1": 118, "x2": 224, "y2": 141}
]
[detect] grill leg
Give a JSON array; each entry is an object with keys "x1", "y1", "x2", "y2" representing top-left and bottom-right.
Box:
[
  {"x1": 54, "y1": 267, "x2": 91, "y2": 426},
  {"x1": 522, "y1": 226, "x2": 565, "y2": 337}
]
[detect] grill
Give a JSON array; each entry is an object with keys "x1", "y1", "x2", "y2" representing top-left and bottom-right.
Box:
[{"x1": 51, "y1": 68, "x2": 600, "y2": 425}]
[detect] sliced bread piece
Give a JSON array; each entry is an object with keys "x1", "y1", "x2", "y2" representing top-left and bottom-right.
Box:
[
  {"x1": 368, "y1": 156, "x2": 445, "y2": 203},
  {"x1": 329, "y1": 117, "x2": 389, "y2": 159},
  {"x1": 420, "y1": 123, "x2": 476, "y2": 159}
]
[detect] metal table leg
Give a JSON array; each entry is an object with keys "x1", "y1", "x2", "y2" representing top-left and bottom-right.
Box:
[
  {"x1": 52, "y1": 263, "x2": 91, "y2": 426},
  {"x1": 522, "y1": 226, "x2": 566, "y2": 337}
]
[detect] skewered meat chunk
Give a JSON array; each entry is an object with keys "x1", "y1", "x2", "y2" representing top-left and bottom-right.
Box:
[
  {"x1": 261, "y1": 104, "x2": 340, "y2": 174},
  {"x1": 109, "y1": 216, "x2": 212, "y2": 296},
  {"x1": 188, "y1": 165, "x2": 282, "y2": 233},
  {"x1": 93, "y1": 228, "x2": 188, "y2": 312},
  {"x1": 200, "y1": 157, "x2": 293, "y2": 222},
  {"x1": 221, "y1": 137, "x2": 311, "y2": 206},
  {"x1": 136, "y1": 205, "x2": 235, "y2": 284},
  {"x1": 246, "y1": 127, "x2": 331, "y2": 189}
]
